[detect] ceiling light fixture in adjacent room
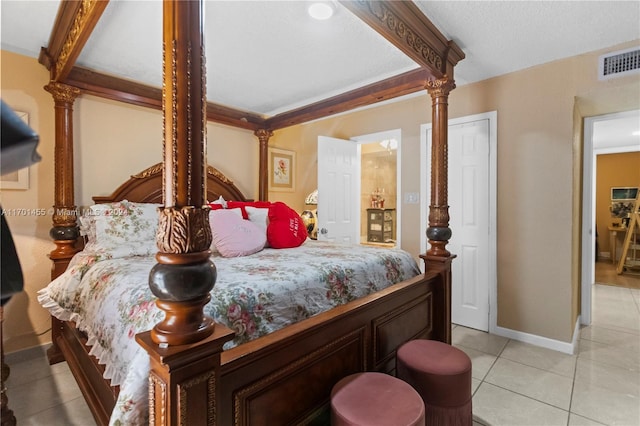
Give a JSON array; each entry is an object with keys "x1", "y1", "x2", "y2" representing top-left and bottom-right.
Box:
[{"x1": 308, "y1": 2, "x2": 335, "y2": 20}]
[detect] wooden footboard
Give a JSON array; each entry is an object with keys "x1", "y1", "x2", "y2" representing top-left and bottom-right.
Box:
[
  {"x1": 135, "y1": 267, "x2": 448, "y2": 426},
  {"x1": 47, "y1": 267, "x2": 447, "y2": 426},
  {"x1": 217, "y1": 272, "x2": 441, "y2": 425}
]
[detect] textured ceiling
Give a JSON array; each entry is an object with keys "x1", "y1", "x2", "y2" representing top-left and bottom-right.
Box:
[
  {"x1": 1, "y1": 0, "x2": 639, "y2": 133},
  {"x1": 415, "y1": 1, "x2": 640, "y2": 87},
  {"x1": 74, "y1": 1, "x2": 418, "y2": 116}
]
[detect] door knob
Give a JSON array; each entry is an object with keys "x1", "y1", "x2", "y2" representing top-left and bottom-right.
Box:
[{"x1": 320, "y1": 228, "x2": 328, "y2": 235}]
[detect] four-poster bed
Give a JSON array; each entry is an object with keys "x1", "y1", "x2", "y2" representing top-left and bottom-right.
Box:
[{"x1": 38, "y1": 1, "x2": 464, "y2": 424}]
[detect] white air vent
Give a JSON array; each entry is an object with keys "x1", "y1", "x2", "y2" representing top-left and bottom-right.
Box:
[{"x1": 598, "y1": 47, "x2": 640, "y2": 80}]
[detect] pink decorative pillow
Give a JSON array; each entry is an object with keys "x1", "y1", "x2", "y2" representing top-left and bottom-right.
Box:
[
  {"x1": 208, "y1": 208, "x2": 243, "y2": 252},
  {"x1": 267, "y1": 202, "x2": 307, "y2": 249},
  {"x1": 210, "y1": 210, "x2": 266, "y2": 257}
]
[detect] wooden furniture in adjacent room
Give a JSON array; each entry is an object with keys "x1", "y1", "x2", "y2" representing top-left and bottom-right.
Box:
[
  {"x1": 617, "y1": 194, "x2": 640, "y2": 275},
  {"x1": 608, "y1": 224, "x2": 626, "y2": 264},
  {"x1": 367, "y1": 208, "x2": 396, "y2": 243}
]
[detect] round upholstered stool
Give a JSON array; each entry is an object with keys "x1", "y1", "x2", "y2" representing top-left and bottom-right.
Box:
[
  {"x1": 396, "y1": 339, "x2": 472, "y2": 426},
  {"x1": 331, "y1": 372, "x2": 425, "y2": 426}
]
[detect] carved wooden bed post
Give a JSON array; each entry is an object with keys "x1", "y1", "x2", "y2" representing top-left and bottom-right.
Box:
[
  {"x1": 425, "y1": 77, "x2": 455, "y2": 259},
  {"x1": 136, "y1": 1, "x2": 233, "y2": 424},
  {"x1": 45, "y1": 82, "x2": 81, "y2": 280},
  {"x1": 423, "y1": 41, "x2": 464, "y2": 344},
  {"x1": 255, "y1": 129, "x2": 273, "y2": 201},
  {"x1": 44, "y1": 82, "x2": 81, "y2": 363},
  {"x1": 422, "y1": 76, "x2": 457, "y2": 344}
]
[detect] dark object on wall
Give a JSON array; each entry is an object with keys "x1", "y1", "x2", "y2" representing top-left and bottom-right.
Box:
[
  {"x1": 1, "y1": 216, "x2": 23, "y2": 306},
  {"x1": 1, "y1": 100, "x2": 40, "y2": 176},
  {"x1": 1, "y1": 100, "x2": 41, "y2": 305}
]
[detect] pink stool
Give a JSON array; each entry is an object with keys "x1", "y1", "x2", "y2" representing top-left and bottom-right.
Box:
[
  {"x1": 396, "y1": 340, "x2": 472, "y2": 426},
  {"x1": 330, "y1": 372, "x2": 425, "y2": 426}
]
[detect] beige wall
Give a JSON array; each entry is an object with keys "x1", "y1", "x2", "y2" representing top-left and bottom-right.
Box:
[
  {"x1": 3, "y1": 38, "x2": 640, "y2": 352},
  {"x1": 74, "y1": 95, "x2": 259, "y2": 206},
  {"x1": 596, "y1": 152, "x2": 640, "y2": 258}
]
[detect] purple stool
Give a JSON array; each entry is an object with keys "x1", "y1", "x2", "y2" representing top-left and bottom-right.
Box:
[
  {"x1": 396, "y1": 340, "x2": 472, "y2": 426},
  {"x1": 331, "y1": 372, "x2": 425, "y2": 426}
]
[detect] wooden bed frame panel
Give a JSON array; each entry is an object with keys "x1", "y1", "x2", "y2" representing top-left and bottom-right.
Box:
[
  {"x1": 217, "y1": 273, "x2": 442, "y2": 425},
  {"x1": 92, "y1": 163, "x2": 249, "y2": 204},
  {"x1": 55, "y1": 321, "x2": 116, "y2": 426}
]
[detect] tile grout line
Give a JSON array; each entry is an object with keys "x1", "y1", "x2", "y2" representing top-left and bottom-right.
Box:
[
  {"x1": 630, "y1": 286, "x2": 640, "y2": 314},
  {"x1": 566, "y1": 337, "x2": 580, "y2": 426},
  {"x1": 476, "y1": 336, "x2": 579, "y2": 424},
  {"x1": 470, "y1": 337, "x2": 510, "y2": 426}
]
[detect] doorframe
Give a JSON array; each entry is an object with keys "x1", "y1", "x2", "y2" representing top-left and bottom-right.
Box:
[
  {"x1": 351, "y1": 129, "x2": 402, "y2": 248},
  {"x1": 581, "y1": 109, "x2": 640, "y2": 326},
  {"x1": 420, "y1": 111, "x2": 497, "y2": 330}
]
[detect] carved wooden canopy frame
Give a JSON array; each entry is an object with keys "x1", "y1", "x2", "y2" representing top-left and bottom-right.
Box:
[{"x1": 40, "y1": 0, "x2": 464, "y2": 259}]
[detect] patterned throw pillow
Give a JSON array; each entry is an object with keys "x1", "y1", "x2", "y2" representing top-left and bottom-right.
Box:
[{"x1": 81, "y1": 200, "x2": 159, "y2": 259}]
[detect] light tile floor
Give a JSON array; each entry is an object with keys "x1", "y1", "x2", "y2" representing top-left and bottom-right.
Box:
[
  {"x1": 466, "y1": 279, "x2": 640, "y2": 426},
  {"x1": 4, "y1": 281, "x2": 640, "y2": 425}
]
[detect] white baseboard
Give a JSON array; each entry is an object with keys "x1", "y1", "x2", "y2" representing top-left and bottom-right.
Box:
[{"x1": 490, "y1": 317, "x2": 581, "y2": 355}]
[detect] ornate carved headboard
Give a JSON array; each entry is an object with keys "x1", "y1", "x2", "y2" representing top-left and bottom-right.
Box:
[{"x1": 92, "y1": 163, "x2": 248, "y2": 204}]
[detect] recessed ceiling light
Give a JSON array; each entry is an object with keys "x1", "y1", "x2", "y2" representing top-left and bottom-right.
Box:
[
  {"x1": 308, "y1": 2, "x2": 334, "y2": 20},
  {"x1": 633, "y1": 130, "x2": 640, "y2": 136}
]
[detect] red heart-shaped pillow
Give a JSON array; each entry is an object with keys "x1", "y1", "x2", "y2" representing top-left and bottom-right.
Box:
[{"x1": 266, "y1": 202, "x2": 307, "y2": 249}]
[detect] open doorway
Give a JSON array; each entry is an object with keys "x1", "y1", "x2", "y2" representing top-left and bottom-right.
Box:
[
  {"x1": 316, "y1": 129, "x2": 401, "y2": 248},
  {"x1": 352, "y1": 129, "x2": 402, "y2": 248},
  {"x1": 581, "y1": 109, "x2": 640, "y2": 325}
]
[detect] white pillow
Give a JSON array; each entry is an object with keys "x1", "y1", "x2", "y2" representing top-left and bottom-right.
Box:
[
  {"x1": 245, "y1": 206, "x2": 269, "y2": 233},
  {"x1": 245, "y1": 206, "x2": 270, "y2": 247},
  {"x1": 209, "y1": 195, "x2": 227, "y2": 208}
]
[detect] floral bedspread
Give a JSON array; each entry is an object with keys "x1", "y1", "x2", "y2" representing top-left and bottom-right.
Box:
[{"x1": 38, "y1": 240, "x2": 420, "y2": 425}]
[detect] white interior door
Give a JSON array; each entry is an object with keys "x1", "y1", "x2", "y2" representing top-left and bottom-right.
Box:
[
  {"x1": 421, "y1": 113, "x2": 495, "y2": 332},
  {"x1": 317, "y1": 136, "x2": 360, "y2": 243},
  {"x1": 448, "y1": 120, "x2": 491, "y2": 331}
]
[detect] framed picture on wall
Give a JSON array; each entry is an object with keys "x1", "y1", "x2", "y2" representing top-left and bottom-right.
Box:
[
  {"x1": 611, "y1": 187, "x2": 638, "y2": 201},
  {"x1": 0, "y1": 110, "x2": 30, "y2": 190},
  {"x1": 268, "y1": 147, "x2": 295, "y2": 192}
]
